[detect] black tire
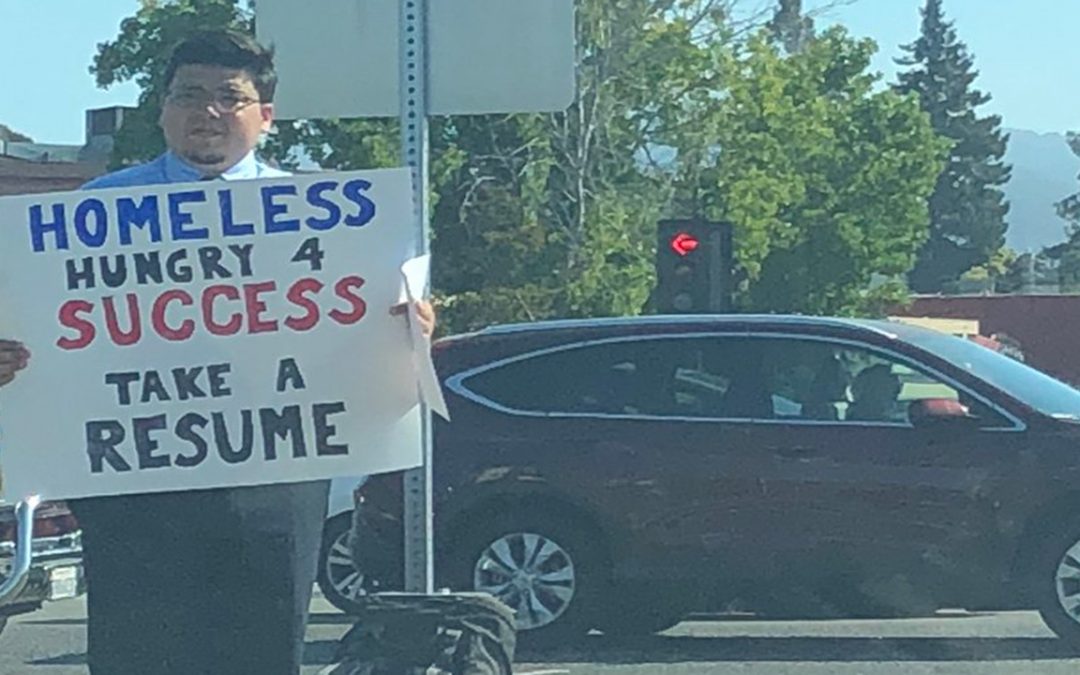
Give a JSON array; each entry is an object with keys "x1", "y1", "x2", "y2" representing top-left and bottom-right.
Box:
[
  {"x1": 596, "y1": 599, "x2": 684, "y2": 637},
  {"x1": 754, "y1": 572, "x2": 937, "y2": 621},
  {"x1": 447, "y1": 508, "x2": 604, "y2": 644},
  {"x1": 317, "y1": 513, "x2": 371, "y2": 614},
  {"x1": 1033, "y1": 515, "x2": 1080, "y2": 648},
  {"x1": 754, "y1": 585, "x2": 850, "y2": 620},
  {"x1": 827, "y1": 576, "x2": 939, "y2": 620}
]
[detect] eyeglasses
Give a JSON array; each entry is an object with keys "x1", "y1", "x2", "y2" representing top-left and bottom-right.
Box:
[{"x1": 165, "y1": 90, "x2": 261, "y2": 114}]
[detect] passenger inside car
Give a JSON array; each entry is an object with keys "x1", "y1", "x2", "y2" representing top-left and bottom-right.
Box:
[
  {"x1": 801, "y1": 355, "x2": 850, "y2": 421},
  {"x1": 847, "y1": 365, "x2": 906, "y2": 423}
]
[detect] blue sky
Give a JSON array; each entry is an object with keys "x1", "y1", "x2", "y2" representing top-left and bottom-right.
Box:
[
  {"x1": 0, "y1": 0, "x2": 1075, "y2": 144},
  {"x1": 809, "y1": 0, "x2": 1075, "y2": 134}
]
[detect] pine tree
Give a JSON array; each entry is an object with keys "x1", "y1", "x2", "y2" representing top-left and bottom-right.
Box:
[
  {"x1": 895, "y1": 0, "x2": 1010, "y2": 293},
  {"x1": 1046, "y1": 132, "x2": 1080, "y2": 292},
  {"x1": 767, "y1": 0, "x2": 814, "y2": 55}
]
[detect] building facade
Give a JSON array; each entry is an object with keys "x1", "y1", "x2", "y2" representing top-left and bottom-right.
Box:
[{"x1": 0, "y1": 107, "x2": 130, "y2": 196}]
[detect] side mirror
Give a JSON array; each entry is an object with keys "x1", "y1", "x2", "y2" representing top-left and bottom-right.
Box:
[{"x1": 908, "y1": 398, "x2": 978, "y2": 429}]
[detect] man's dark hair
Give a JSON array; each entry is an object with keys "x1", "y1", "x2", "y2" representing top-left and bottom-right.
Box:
[{"x1": 163, "y1": 30, "x2": 277, "y2": 102}]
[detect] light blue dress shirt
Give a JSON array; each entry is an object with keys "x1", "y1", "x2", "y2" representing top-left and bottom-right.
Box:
[{"x1": 82, "y1": 149, "x2": 289, "y2": 189}]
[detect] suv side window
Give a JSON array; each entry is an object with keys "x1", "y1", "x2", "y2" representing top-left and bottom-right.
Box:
[
  {"x1": 462, "y1": 340, "x2": 665, "y2": 415},
  {"x1": 667, "y1": 338, "x2": 766, "y2": 419},
  {"x1": 461, "y1": 336, "x2": 768, "y2": 419},
  {"x1": 758, "y1": 337, "x2": 1004, "y2": 426}
]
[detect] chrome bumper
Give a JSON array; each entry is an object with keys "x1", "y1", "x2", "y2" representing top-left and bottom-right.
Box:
[{"x1": 0, "y1": 496, "x2": 41, "y2": 607}]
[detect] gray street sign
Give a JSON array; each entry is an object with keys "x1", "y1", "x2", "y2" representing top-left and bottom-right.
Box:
[{"x1": 256, "y1": 0, "x2": 576, "y2": 119}]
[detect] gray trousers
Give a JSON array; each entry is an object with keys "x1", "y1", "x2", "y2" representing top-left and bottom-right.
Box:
[{"x1": 70, "y1": 480, "x2": 330, "y2": 675}]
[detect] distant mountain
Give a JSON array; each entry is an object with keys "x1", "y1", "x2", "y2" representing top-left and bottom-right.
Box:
[{"x1": 1003, "y1": 128, "x2": 1080, "y2": 253}]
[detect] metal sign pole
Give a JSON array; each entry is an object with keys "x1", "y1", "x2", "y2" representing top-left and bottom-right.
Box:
[
  {"x1": 400, "y1": 0, "x2": 435, "y2": 594},
  {"x1": 256, "y1": 0, "x2": 576, "y2": 601}
]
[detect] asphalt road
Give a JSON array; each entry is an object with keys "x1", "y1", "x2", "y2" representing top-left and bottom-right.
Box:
[{"x1": 3, "y1": 596, "x2": 1080, "y2": 674}]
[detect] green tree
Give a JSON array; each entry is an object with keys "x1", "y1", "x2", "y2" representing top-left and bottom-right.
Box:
[
  {"x1": 895, "y1": 0, "x2": 1011, "y2": 293},
  {"x1": 677, "y1": 28, "x2": 947, "y2": 315},
  {"x1": 767, "y1": 0, "x2": 815, "y2": 54},
  {"x1": 1047, "y1": 132, "x2": 1080, "y2": 292},
  {"x1": 91, "y1": 0, "x2": 946, "y2": 331},
  {"x1": 0, "y1": 124, "x2": 32, "y2": 142},
  {"x1": 952, "y1": 246, "x2": 1015, "y2": 293},
  {"x1": 998, "y1": 249, "x2": 1057, "y2": 293},
  {"x1": 1055, "y1": 248, "x2": 1080, "y2": 293},
  {"x1": 431, "y1": 1, "x2": 727, "y2": 331},
  {"x1": 91, "y1": 0, "x2": 711, "y2": 333}
]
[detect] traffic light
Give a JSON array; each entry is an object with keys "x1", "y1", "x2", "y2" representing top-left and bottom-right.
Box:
[{"x1": 653, "y1": 220, "x2": 733, "y2": 314}]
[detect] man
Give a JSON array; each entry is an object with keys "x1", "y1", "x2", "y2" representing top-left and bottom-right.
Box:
[
  {"x1": 1, "y1": 30, "x2": 435, "y2": 674},
  {"x1": 847, "y1": 364, "x2": 904, "y2": 423}
]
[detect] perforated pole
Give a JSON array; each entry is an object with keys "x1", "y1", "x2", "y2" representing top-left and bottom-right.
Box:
[{"x1": 400, "y1": 0, "x2": 434, "y2": 594}]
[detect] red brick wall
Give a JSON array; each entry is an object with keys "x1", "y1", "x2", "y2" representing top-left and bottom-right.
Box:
[{"x1": 0, "y1": 157, "x2": 104, "y2": 196}]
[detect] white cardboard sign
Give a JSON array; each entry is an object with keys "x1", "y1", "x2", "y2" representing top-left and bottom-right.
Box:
[{"x1": 0, "y1": 169, "x2": 426, "y2": 500}]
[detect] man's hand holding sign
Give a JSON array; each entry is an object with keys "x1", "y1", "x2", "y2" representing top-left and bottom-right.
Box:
[
  {"x1": 0, "y1": 30, "x2": 437, "y2": 675},
  {"x1": 394, "y1": 298, "x2": 436, "y2": 338},
  {"x1": 0, "y1": 340, "x2": 29, "y2": 387}
]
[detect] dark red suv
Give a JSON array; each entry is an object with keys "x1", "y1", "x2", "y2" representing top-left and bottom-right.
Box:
[{"x1": 352, "y1": 315, "x2": 1080, "y2": 645}]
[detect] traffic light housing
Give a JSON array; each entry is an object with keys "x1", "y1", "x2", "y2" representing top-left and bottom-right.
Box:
[{"x1": 654, "y1": 220, "x2": 733, "y2": 314}]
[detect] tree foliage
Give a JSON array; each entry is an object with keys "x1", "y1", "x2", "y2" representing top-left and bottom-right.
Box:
[
  {"x1": 995, "y1": 250, "x2": 1058, "y2": 294},
  {"x1": 671, "y1": 29, "x2": 947, "y2": 315},
  {"x1": 92, "y1": 0, "x2": 947, "y2": 332},
  {"x1": 767, "y1": 0, "x2": 815, "y2": 54},
  {"x1": 895, "y1": 0, "x2": 1011, "y2": 293},
  {"x1": 1046, "y1": 132, "x2": 1080, "y2": 293}
]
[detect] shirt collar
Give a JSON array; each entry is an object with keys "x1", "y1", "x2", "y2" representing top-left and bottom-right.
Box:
[{"x1": 163, "y1": 150, "x2": 261, "y2": 182}]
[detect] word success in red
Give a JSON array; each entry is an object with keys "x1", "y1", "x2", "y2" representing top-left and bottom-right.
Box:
[{"x1": 56, "y1": 275, "x2": 366, "y2": 350}]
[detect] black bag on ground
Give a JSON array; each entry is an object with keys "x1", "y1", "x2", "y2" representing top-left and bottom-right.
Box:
[{"x1": 319, "y1": 592, "x2": 517, "y2": 675}]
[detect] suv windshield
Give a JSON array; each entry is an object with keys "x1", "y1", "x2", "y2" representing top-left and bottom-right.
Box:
[{"x1": 891, "y1": 324, "x2": 1080, "y2": 421}]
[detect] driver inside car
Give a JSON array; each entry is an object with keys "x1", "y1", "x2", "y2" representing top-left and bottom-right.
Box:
[{"x1": 846, "y1": 364, "x2": 905, "y2": 423}]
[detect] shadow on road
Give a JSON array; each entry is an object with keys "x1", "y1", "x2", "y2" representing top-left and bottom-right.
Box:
[
  {"x1": 24, "y1": 611, "x2": 354, "y2": 629},
  {"x1": 519, "y1": 635, "x2": 1077, "y2": 664},
  {"x1": 30, "y1": 640, "x2": 346, "y2": 668},
  {"x1": 28, "y1": 612, "x2": 1076, "y2": 669},
  {"x1": 29, "y1": 635, "x2": 1078, "y2": 668},
  {"x1": 304, "y1": 640, "x2": 340, "y2": 665},
  {"x1": 22, "y1": 615, "x2": 350, "y2": 668}
]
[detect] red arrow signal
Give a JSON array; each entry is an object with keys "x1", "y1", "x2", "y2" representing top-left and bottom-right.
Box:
[{"x1": 670, "y1": 232, "x2": 699, "y2": 257}]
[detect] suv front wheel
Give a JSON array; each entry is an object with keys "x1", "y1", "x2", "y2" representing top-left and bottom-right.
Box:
[
  {"x1": 318, "y1": 513, "x2": 371, "y2": 613},
  {"x1": 450, "y1": 510, "x2": 602, "y2": 643}
]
